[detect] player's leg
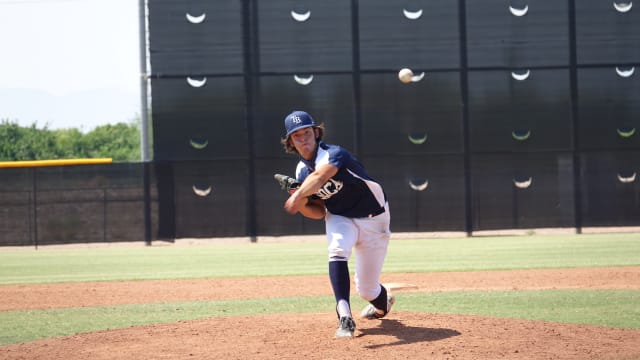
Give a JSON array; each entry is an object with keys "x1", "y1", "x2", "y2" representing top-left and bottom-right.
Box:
[
  {"x1": 325, "y1": 212, "x2": 358, "y2": 337},
  {"x1": 353, "y1": 205, "x2": 393, "y2": 319}
]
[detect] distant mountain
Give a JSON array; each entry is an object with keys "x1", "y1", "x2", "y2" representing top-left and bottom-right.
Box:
[{"x1": 0, "y1": 88, "x2": 140, "y2": 132}]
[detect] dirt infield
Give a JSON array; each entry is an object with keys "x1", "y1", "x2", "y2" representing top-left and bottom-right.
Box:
[{"x1": 2, "y1": 267, "x2": 640, "y2": 359}]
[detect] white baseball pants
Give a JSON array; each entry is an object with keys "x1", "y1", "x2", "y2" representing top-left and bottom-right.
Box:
[{"x1": 325, "y1": 202, "x2": 391, "y2": 301}]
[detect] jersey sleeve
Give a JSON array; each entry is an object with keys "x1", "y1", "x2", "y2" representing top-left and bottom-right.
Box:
[
  {"x1": 295, "y1": 161, "x2": 310, "y2": 182},
  {"x1": 319, "y1": 144, "x2": 348, "y2": 169}
]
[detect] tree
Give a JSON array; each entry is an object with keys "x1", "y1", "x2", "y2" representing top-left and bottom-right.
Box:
[
  {"x1": 0, "y1": 120, "x2": 59, "y2": 160},
  {"x1": 54, "y1": 128, "x2": 89, "y2": 158},
  {"x1": 84, "y1": 123, "x2": 140, "y2": 161},
  {"x1": 0, "y1": 119, "x2": 141, "y2": 162}
]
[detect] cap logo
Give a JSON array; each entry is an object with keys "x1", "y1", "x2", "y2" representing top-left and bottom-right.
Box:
[{"x1": 284, "y1": 111, "x2": 315, "y2": 138}]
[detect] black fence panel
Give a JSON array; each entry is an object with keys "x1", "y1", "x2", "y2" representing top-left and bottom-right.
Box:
[
  {"x1": 257, "y1": 0, "x2": 353, "y2": 73},
  {"x1": 575, "y1": 1, "x2": 640, "y2": 65},
  {"x1": 359, "y1": 0, "x2": 460, "y2": 71},
  {"x1": 171, "y1": 160, "x2": 251, "y2": 238},
  {"x1": 465, "y1": 0, "x2": 570, "y2": 68},
  {"x1": 0, "y1": 164, "x2": 158, "y2": 247},
  {"x1": 577, "y1": 68, "x2": 640, "y2": 151},
  {"x1": 147, "y1": 0, "x2": 244, "y2": 76},
  {"x1": 580, "y1": 151, "x2": 640, "y2": 226},
  {"x1": 360, "y1": 71, "x2": 464, "y2": 156},
  {"x1": 0, "y1": 168, "x2": 33, "y2": 246},
  {"x1": 151, "y1": 77, "x2": 248, "y2": 161},
  {"x1": 468, "y1": 69, "x2": 573, "y2": 153},
  {"x1": 471, "y1": 153, "x2": 576, "y2": 231}
]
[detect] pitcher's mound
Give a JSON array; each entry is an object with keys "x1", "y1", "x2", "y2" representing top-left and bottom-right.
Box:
[{"x1": 4, "y1": 312, "x2": 640, "y2": 360}]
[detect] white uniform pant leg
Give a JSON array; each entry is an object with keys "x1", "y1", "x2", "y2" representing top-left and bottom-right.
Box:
[
  {"x1": 325, "y1": 212, "x2": 358, "y2": 262},
  {"x1": 353, "y1": 203, "x2": 391, "y2": 301}
]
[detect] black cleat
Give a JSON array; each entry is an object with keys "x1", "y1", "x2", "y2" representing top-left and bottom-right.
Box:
[{"x1": 335, "y1": 316, "x2": 356, "y2": 338}]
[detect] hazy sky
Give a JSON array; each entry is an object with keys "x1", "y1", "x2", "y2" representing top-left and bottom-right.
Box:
[{"x1": 0, "y1": 0, "x2": 141, "y2": 130}]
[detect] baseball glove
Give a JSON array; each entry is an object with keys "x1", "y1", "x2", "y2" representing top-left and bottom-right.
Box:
[{"x1": 274, "y1": 173, "x2": 300, "y2": 192}]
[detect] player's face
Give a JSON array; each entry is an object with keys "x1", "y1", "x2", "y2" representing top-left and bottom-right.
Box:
[{"x1": 290, "y1": 127, "x2": 317, "y2": 159}]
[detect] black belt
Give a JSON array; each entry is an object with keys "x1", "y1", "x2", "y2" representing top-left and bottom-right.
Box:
[{"x1": 367, "y1": 206, "x2": 385, "y2": 218}]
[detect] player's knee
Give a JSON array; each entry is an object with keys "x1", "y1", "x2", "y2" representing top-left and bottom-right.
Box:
[
  {"x1": 328, "y1": 247, "x2": 351, "y2": 261},
  {"x1": 356, "y1": 283, "x2": 381, "y2": 301}
]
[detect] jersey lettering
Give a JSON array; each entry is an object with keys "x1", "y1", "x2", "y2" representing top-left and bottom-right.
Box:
[{"x1": 316, "y1": 179, "x2": 343, "y2": 200}]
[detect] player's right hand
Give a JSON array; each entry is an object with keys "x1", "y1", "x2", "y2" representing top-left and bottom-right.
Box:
[{"x1": 284, "y1": 192, "x2": 307, "y2": 214}]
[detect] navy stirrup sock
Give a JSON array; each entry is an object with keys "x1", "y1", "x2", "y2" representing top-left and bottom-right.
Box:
[
  {"x1": 328, "y1": 260, "x2": 351, "y2": 308},
  {"x1": 370, "y1": 285, "x2": 388, "y2": 314}
]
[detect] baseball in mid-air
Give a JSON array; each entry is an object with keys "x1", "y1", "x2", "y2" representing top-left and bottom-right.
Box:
[{"x1": 398, "y1": 68, "x2": 413, "y2": 83}]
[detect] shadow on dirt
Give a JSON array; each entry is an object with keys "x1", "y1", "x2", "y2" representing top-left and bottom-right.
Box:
[{"x1": 359, "y1": 319, "x2": 461, "y2": 348}]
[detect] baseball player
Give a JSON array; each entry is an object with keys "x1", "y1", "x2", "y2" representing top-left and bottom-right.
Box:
[{"x1": 280, "y1": 110, "x2": 393, "y2": 338}]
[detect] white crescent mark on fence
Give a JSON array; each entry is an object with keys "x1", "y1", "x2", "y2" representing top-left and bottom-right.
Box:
[
  {"x1": 291, "y1": 10, "x2": 311, "y2": 22},
  {"x1": 616, "y1": 127, "x2": 636, "y2": 138},
  {"x1": 512, "y1": 130, "x2": 532, "y2": 141},
  {"x1": 192, "y1": 185, "x2": 212, "y2": 197},
  {"x1": 409, "y1": 179, "x2": 429, "y2": 191},
  {"x1": 613, "y1": 1, "x2": 633, "y2": 13},
  {"x1": 616, "y1": 66, "x2": 635, "y2": 77},
  {"x1": 186, "y1": 77, "x2": 207, "y2": 88},
  {"x1": 189, "y1": 139, "x2": 209, "y2": 149},
  {"x1": 511, "y1": 70, "x2": 531, "y2": 81},
  {"x1": 186, "y1": 13, "x2": 206, "y2": 24},
  {"x1": 513, "y1": 177, "x2": 533, "y2": 189},
  {"x1": 617, "y1": 172, "x2": 637, "y2": 183},
  {"x1": 509, "y1": 5, "x2": 529, "y2": 16},
  {"x1": 402, "y1": 8, "x2": 423, "y2": 20},
  {"x1": 408, "y1": 133, "x2": 427, "y2": 145},
  {"x1": 411, "y1": 71, "x2": 425, "y2": 82},
  {"x1": 293, "y1": 74, "x2": 314, "y2": 85}
]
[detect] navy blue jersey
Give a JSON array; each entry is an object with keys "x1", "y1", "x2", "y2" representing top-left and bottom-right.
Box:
[{"x1": 295, "y1": 142, "x2": 386, "y2": 218}]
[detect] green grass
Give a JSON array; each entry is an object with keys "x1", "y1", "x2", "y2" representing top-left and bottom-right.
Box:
[
  {"x1": 402, "y1": 290, "x2": 640, "y2": 329},
  {"x1": 0, "y1": 242, "x2": 329, "y2": 284},
  {"x1": 1, "y1": 233, "x2": 639, "y2": 285},
  {"x1": 385, "y1": 232, "x2": 640, "y2": 272},
  {"x1": 0, "y1": 232, "x2": 639, "y2": 346},
  {"x1": 0, "y1": 296, "x2": 335, "y2": 346}
]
